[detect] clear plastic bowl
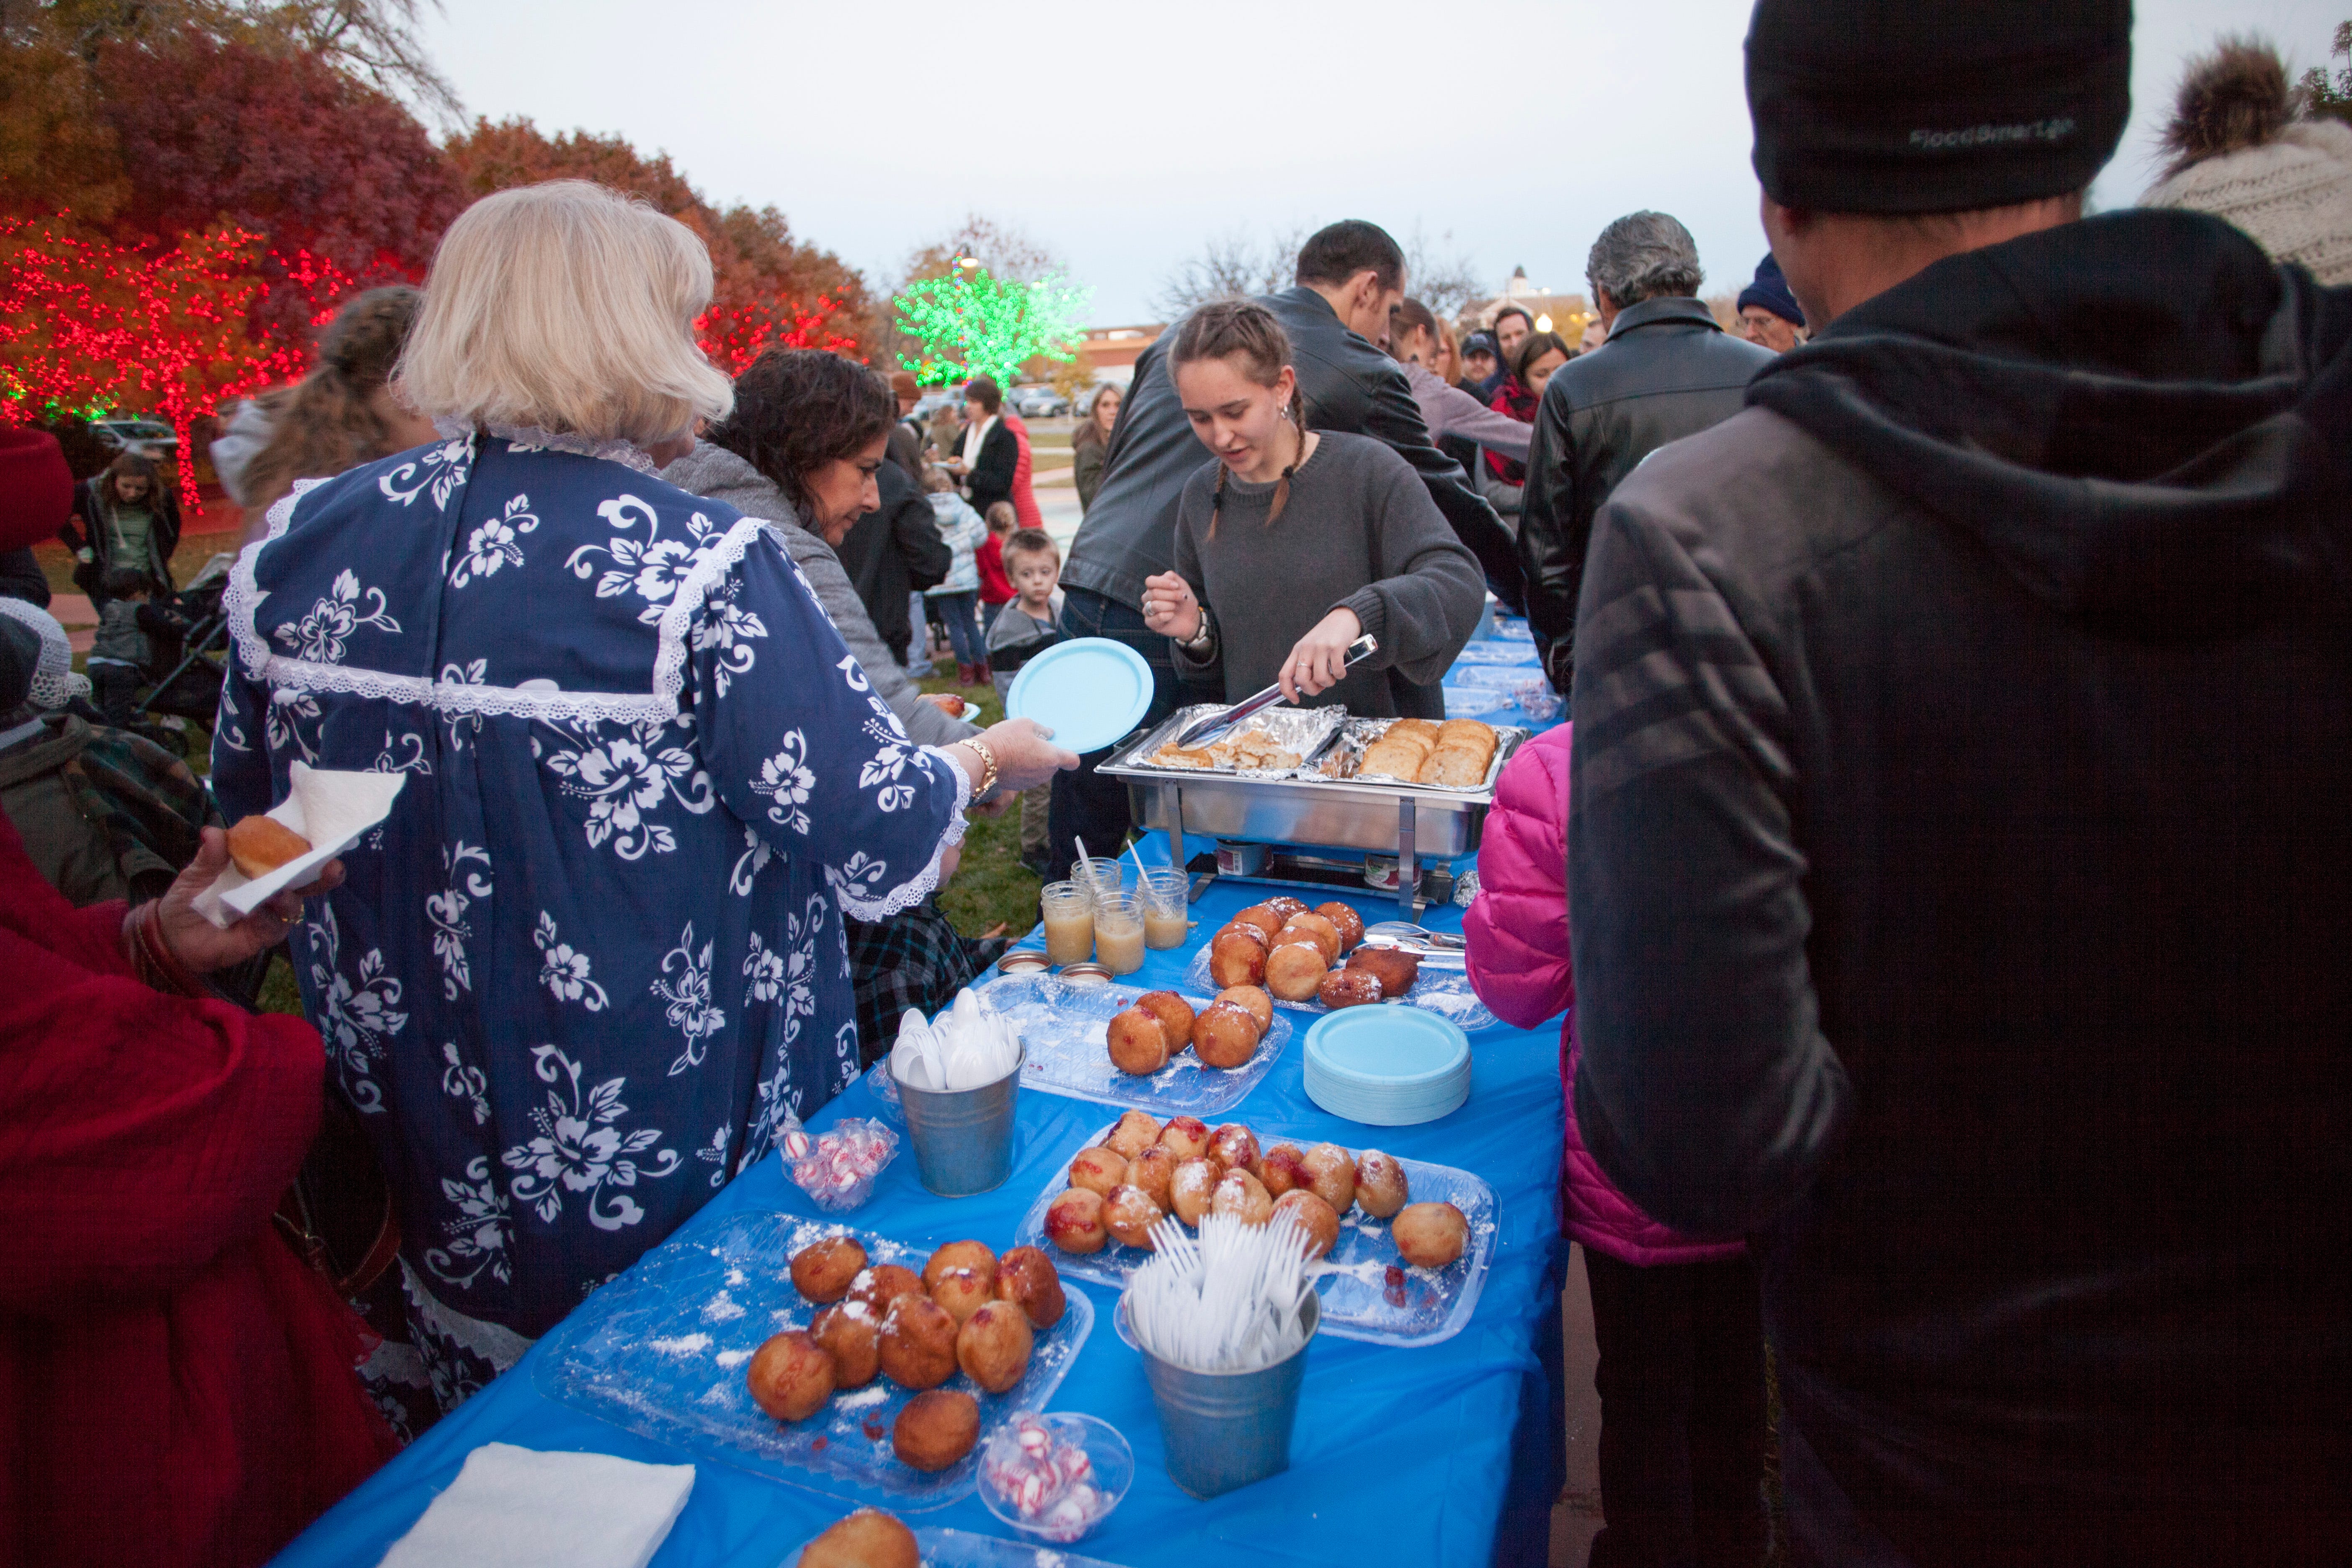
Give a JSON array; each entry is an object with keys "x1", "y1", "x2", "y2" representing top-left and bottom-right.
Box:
[{"x1": 977, "y1": 1411, "x2": 1133, "y2": 1545}]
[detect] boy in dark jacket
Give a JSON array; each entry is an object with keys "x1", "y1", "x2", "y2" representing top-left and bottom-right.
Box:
[
  {"x1": 84, "y1": 568, "x2": 162, "y2": 728},
  {"x1": 985, "y1": 529, "x2": 1064, "y2": 874},
  {"x1": 1569, "y1": 2, "x2": 2352, "y2": 1563}
]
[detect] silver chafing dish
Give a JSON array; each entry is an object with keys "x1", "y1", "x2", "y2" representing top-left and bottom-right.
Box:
[{"x1": 1100, "y1": 705, "x2": 1529, "y2": 916}]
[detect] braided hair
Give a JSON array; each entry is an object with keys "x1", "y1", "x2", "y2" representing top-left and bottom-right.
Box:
[{"x1": 1167, "y1": 299, "x2": 1307, "y2": 541}]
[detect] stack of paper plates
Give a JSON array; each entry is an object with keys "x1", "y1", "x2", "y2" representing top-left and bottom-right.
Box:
[{"x1": 1302, "y1": 1006, "x2": 1471, "y2": 1126}]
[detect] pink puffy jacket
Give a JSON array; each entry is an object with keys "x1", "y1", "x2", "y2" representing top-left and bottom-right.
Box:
[{"x1": 1462, "y1": 723, "x2": 1744, "y2": 1268}]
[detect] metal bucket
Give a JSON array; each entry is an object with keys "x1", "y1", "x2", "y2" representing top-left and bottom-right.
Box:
[
  {"x1": 1130, "y1": 1291, "x2": 1319, "y2": 1498},
  {"x1": 893, "y1": 1046, "x2": 1023, "y2": 1197}
]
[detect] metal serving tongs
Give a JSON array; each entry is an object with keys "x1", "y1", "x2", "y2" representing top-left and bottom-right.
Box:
[
  {"x1": 1358, "y1": 920, "x2": 1469, "y2": 966},
  {"x1": 1173, "y1": 634, "x2": 1380, "y2": 748}
]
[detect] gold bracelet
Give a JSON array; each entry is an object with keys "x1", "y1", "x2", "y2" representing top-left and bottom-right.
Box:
[{"x1": 962, "y1": 738, "x2": 999, "y2": 798}]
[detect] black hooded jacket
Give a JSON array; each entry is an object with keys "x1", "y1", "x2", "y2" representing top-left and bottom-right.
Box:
[
  {"x1": 833, "y1": 458, "x2": 950, "y2": 658},
  {"x1": 1567, "y1": 210, "x2": 2352, "y2": 1565}
]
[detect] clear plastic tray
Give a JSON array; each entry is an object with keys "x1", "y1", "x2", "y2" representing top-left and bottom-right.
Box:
[
  {"x1": 1010, "y1": 1120, "x2": 1499, "y2": 1347},
  {"x1": 780, "y1": 1525, "x2": 1133, "y2": 1568},
  {"x1": 1181, "y1": 943, "x2": 1498, "y2": 1033},
  {"x1": 969, "y1": 971, "x2": 1291, "y2": 1118},
  {"x1": 532, "y1": 1212, "x2": 1093, "y2": 1509},
  {"x1": 1447, "y1": 639, "x2": 1544, "y2": 665},
  {"x1": 1448, "y1": 663, "x2": 1543, "y2": 689},
  {"x1": 1441, "y1": 685, "x2": 1512, "y2": 717}
]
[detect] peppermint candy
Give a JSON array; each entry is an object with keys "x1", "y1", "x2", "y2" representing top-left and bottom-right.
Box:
[
  {"x1": 778, "y1": 1116, "x2": 899, "y2": 1211},
  {"x1": 983, "y1": 1413, "x2": 1116, "y2": 1542}
]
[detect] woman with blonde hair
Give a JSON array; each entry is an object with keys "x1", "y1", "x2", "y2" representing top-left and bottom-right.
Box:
[
  {"x1": 236, "y1": 285, "x2": 441, "y2": 540},
  {"x1": 211, "y1": 180, "x2": 1073, "y2": 1411}
]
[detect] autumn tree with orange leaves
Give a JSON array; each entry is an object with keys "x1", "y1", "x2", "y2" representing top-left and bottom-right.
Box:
[{"x1": 445, "y1": 118, "x2": 870, "y2": 370}]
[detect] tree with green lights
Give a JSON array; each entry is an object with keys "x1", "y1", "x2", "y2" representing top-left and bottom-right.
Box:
[{"x1": 893, "y1": 264, "x2": 1092, "y2": 388}]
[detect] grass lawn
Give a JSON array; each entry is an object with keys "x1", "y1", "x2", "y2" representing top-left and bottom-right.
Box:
[{"x1": 916, "y1": 670, "x2": 1055, "y2": 945}]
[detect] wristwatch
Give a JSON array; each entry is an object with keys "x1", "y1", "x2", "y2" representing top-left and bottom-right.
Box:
[{"x1": 1180, "y1": 607, "x2": 1216, "y2": 655}]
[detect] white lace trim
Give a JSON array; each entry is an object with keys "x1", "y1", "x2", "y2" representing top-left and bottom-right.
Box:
[
  {"x1": 652, "y1": 514, "x2": 770, "y2": 709},
  {"x1": 224, "y1": 477, "x2": 328, "y2": 676},
  {"x1": 399, "y1": 1259, "x2": 535, "y2": 1372},
  {"x1": 830, "y1": 745, "x2": 972, "y2": 922},
  {"x1": 484, "y1": 422, "x2": 657, "y2": 474},
  {"x1": 245, "y1": 655, "x2": 674, "y2": 722}
]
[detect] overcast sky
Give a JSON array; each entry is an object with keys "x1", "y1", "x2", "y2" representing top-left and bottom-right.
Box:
[{"x1": 422, "y1": 0, "x2": 2345, "y2": 325}]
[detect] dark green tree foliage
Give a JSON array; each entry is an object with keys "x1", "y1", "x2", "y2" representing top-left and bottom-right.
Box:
[{"x1": 2302, "y1": 22, "x2": 2352, "y2": 125}]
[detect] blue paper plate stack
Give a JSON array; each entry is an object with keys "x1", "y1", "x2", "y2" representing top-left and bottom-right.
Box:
[{"x1": 1302, "y1": 1005, "x2": 1472, "y2": 1125}]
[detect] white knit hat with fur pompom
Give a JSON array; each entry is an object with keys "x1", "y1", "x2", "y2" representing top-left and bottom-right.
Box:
[{"x1": 2141, "y1": 37, "x2": 2352, "y2": 285}]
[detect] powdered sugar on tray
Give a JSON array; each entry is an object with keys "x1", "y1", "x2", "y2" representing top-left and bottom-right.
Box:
[{"x1": 647, "y1": 1333, "x2": 712, "y2": 1357}]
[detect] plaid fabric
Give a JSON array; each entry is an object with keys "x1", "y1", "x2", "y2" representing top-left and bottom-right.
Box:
[
  {"x1": 844, "y1": 894, "x2": 993, "y2": 1067},
  {"x1": 0, "y1": 712, "x2": 214, "y2": 906}
]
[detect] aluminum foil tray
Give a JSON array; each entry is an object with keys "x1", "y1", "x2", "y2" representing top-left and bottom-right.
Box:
[
  {"x1": 1012, "y1": 1119, "x2": 1499, "y2": 1347},
  {"x1": 533, "y1": 1211, "x2": 1093, "y2": 1509},
  {"x1": 1122, "y1": 704, "x2": 1346, "y2": 778},
  {"x1": 1315, "y1": 718, "x2": 1529, "y2": 794}
]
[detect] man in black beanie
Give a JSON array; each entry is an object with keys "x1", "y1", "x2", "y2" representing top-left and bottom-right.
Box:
[{"x1": 1568, "y1": 3, "x2": 2352, "y2": 1565}]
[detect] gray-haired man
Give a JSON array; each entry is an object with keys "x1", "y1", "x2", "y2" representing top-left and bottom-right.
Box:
[{"x1": 1516, "y1": 211, "x2": 1772, "y2": 695}]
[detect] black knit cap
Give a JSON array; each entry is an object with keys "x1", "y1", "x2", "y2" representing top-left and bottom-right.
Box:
[{"x1": 1746, "y1": 0, "x2": 2132, "y2": 214}]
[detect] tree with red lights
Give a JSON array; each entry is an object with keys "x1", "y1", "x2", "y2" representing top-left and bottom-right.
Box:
[
  {"x1": 91, "y1": 31, "x2": 461, "y2": 347},
  {"x1": 0, "y1": 217, "x2": 356, "y2": 506}
]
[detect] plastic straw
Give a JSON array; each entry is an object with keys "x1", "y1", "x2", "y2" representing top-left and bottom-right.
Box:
[{"x1": 1074, "y1": 834, "x2": 1099, "y2": 900}]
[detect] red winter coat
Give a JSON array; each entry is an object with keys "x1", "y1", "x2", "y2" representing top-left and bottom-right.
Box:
[
  {"x1": 0, "y1": 810, "x2": 392, "y2": 1568},
  {"x1": 1003, "y1": 411, "x2": 1044, "y2": 531},
  {"x1": 975, "y1": 533, "x2": 1014, "y2": 606},
  {"x1": 1462, "y1": 724, "x2": 1743, "y2": 1268}
]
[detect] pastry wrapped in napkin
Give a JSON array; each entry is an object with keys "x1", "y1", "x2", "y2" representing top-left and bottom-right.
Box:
[{"x1": 192, "y1": 762, "x2": 404, "y2": 928}]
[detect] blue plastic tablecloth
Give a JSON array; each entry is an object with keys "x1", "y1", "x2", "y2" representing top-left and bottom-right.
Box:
[{"x1": 271, "y1": 871, "x2": 1567, "y2": 1568}]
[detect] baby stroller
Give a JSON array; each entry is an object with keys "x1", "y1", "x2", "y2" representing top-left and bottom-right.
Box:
[{"x1": 122, "y1": 552, "x2": 237, "y2": 756}]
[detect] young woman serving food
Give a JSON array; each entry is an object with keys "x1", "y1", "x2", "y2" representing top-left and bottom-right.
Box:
[{"x1": 1139, "y1": 300, "x2": 1485, "y2": 715}]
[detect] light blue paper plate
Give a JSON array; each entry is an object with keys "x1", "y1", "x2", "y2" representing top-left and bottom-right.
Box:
[
  {"x1": 1303, "y1": 1006, "x2": 1473, "y2": 1125},
  {"x1": 1005, "y1": 637, "x2": 1154, "y2": 755}
]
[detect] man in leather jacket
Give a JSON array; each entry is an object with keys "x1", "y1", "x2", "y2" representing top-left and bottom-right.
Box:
[
  {"x1": 1049, "y1": 219, "x2": 1519, "y2": 879},
  {"x1": 1517, "y1": 211, "x2": 1771, "y2": 695}
]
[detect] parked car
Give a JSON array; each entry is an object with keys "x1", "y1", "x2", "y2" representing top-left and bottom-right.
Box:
[
  {"x1": 90, "y1": 416, "x2": 177, "y2": 457},
  {"x1": 1011, "y1": 386, "x2": 1070, "y2": 418},
  {"x1": 911, "y1": 390, "x2": 961, "y2": 421}
]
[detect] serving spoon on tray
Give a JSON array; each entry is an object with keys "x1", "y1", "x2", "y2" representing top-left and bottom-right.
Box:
[
  {"x1": 1174, "y1": 634, "x2": 1380, "y2": 748},
  {"x1": 1359, "y1": 920, "x2": 1468, "y2": 966}
]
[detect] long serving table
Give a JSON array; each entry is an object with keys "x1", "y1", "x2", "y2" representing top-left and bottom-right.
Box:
[{"x1": 274, "y1": 628, "x2": 1569, "y2": 1568}]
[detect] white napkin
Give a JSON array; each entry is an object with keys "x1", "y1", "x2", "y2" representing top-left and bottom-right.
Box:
[
  {"x1": 194, "y1": 762, "x2": 405, "y2": 927},
  {"x1": 377, "y1": 1443, "x2": 694, "y2": 1568}
]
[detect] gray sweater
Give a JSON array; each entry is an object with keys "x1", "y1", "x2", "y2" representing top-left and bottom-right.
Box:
[
  {"x1": 660, "y1": 443, "x2": 980, "y2": 749},
  {"x1": 1170, "y1": 431, "x2": 1484, "y2": 719}
]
